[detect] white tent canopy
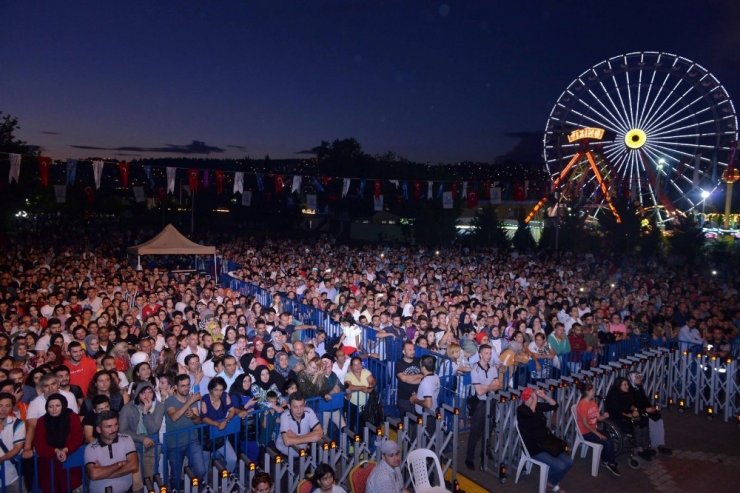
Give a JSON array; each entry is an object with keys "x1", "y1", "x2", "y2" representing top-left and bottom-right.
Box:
[{"x1": 127, "y1": 224, "x2": 217, "y2": 278}]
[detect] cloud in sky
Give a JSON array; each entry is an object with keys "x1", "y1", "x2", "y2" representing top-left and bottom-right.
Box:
[
  {"x1": 68, "y1": 140, "x2": 225, "y2": 155},
  {"x1": 40, "y1": 130, "x2": 60, "y2": 135}
]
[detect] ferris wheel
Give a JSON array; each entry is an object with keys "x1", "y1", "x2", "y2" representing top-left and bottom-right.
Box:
[{"x1": 543, "y1": 51, "x2": 738, "y2": 223}]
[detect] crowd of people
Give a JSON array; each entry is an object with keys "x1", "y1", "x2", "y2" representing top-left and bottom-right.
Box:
[{"x1": 0, "y1": 225, "x2": 737, "y2": 492}]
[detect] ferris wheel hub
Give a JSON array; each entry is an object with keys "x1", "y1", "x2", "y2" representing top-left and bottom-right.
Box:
[{"x1": 625, "y1": 129, "x2": 647, "y2": 149}]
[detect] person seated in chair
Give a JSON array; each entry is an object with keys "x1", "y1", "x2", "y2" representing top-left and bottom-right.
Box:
[
  {"x1": 605, "y1": 377, "x2": 652, "y2": 461},
  {"x1": 575, "y1": 383, "x2": 620, "y2": 476},
  {"x1": 628, "y1": 372, "x2": 671, "y2": 456}
]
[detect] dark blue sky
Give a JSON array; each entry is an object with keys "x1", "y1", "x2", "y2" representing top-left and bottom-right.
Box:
[{"x1": 2, "y1": 0, "x2": 738, "y2": 163}]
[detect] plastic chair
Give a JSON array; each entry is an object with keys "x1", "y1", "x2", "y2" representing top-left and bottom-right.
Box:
[
  {"x1": 514, "y1": 421, "x2": 550, "y2": 493},
  {"x1": 297, "y1": 478, "x2": 313, "y2": 493},
  {"x1": 348, "y1": 460, "x2": 376, "y2": 493},
  {"x1": 406, "y1": 448, "x2": 445, "y2": 493},
  {"x1": 570, "y1": 404, "x2": 604, "y2": 477}
]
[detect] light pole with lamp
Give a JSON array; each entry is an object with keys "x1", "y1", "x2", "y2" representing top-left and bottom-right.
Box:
[
  {"x1": 700, "y1": 189, "x2": 711, "y2": 227},
  {"x1": 655, "y1": 158, "x2": 666, "y2": 221}
]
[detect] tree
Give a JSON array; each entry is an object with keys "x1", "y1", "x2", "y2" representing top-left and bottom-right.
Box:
[
  {"x1": 598, "y1": 198, "x2": 642, "y2": 255},
  {"x1": 512, "y1": 219, "x2": 537, "y2": 253},
  {"x1": 668, "y1": 215, "x2": 705, "y2": 263},
  {"x1": 471, "y1": 206, "x2": 510, "y2": 250},
  {"x1": 0, "y1": 112, "x2": 36, "y2": 155},
  {"x1": 413, "y1": 202, "x2": 459, "y2": 246}
]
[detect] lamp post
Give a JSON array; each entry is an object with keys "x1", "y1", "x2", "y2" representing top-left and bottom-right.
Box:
[
  {"x1": 656, "y1": 158, "x2": 666, "y2": 220},
  {"x1": 700, "y1": 189, "x2": 710, "y2": 227}
]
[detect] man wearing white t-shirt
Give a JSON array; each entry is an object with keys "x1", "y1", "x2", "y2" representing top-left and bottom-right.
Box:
[{"x1": 34, "y1": 318, "x2": 72, "y2": 359}]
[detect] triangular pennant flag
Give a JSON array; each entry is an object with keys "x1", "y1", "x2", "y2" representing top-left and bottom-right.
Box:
[
  {"x1": 8, "y1": 153, "x2": 21, "y2": 183},
  {"x1": 233, "y1": 172, "x2": 244, "y2": 194},
  {"x1": 292, "y1": 176, "x2": 302, "y2": 193},
  {"x1": 373, "y1": 195, "x2": 384, "y2": 211},
  {"x1": 188, "y1": 168, "x2": 199, "y2": 192},
  {"x1": 66, "y1": 159, "x2": 77, "y2": 186},
  {"x1": 37, "y1": 156, "x2": 51, "y2": 187},
  {"x1": 92, "y1": 159, "x2": 104, "y2": 189},
  {"x1": 166, "y1": 167, "x2": 176, "y2": 194},
  {"x1": 462, "y1": 181, "x2": 468, "y2": 199},
  {"x1": 389, "y1": 180, "x2": 399, "y2": 188},
  {"x1": 215, "y1": 170, "x2": 225, "y2": 195},
  {"x1": 442, "y1": 191, "x2": 453, "y2": 209},
  {"x1": 241, "y1": 190, "x2": 252, "y2": 206},
  {"x1": 342, "y1": 178, "x2": 351, "y2": 198},
  {"x1": 427, "y1": 181, "x2": 433, "y2": 200},
  {"x1": 53, "y1": 185, "x2": 66, "y2": 204},
  {"x1": 311, "y1": 177, "x2": 325, "y2": 193},
  {"x1": 133, "y1": 186, "x2": 146, "y2": 203},
  {"x1": 118, "y1": 161, "x2": 129, "y2": 188}
]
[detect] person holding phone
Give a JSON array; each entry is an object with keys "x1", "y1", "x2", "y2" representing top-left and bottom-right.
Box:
[{"x1": 164, "y1": 374, "x2": 206, "y2": 490}]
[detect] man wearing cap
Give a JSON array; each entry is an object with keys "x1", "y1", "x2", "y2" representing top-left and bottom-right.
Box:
[{"x1": 366, "y1": 440, "x2": 410, "y2": 493}]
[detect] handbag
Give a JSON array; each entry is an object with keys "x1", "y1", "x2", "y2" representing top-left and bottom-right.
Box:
[{"x1": 360, "y1": 389, "x2": 384, "y2": 426}]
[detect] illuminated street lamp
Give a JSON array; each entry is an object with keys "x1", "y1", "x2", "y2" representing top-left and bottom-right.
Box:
[{"x1": 700, "y1": 189, "x2": 711, "y2": 226}]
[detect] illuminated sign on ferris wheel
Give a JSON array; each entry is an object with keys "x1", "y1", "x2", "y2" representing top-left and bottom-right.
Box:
[{"x1": 566, "y1": 127, "x2": 605, "y2": 143}]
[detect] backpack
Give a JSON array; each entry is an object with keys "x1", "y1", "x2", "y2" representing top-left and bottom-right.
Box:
[{"x1": 360, "y1": 389, "x2": 384, "y2": 427}]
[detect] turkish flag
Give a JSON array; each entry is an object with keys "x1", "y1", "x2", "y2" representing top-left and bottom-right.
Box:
[
  {"x1": 374, "y1": 180, "x2": 382, "y2": 199},
  {"x1": 275, "y1": 175, "x2": 284, "y2": 192},
  {"x1": 513, "y1": 181, "x2": 526, "y2": 201},
  {"x1": 188, "y1": 169, "x2": 199, "y2": 192},
  {"x1": 215, "y1": 170, "x2": 225, "y2": 195},
  {"x1": 118, "y1": 161, "x2": 129, "y2": 188},
  {"x1": 451, "y1": 182, "x2": 458, "y2": 200},
  {"x1": 413, "y1": 181, "x2": 422, "y2": 200},
  {"x1": 37, "y1": 156, "x2": 51, "y2": 187},
  {"x1": 467, "y1": 191, "x2": 478, "y2": 208}
]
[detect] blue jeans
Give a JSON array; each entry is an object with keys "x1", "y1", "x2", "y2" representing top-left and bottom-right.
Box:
[
  {"x1": 584, "y1": 432, "x2": 616, "y2": 464},
  {"x1": 167, "y1": 439, "x2": 207, "y2": 489},
  {"x1": 533, "y1": 451, "x2": 573, "y2": 486}
]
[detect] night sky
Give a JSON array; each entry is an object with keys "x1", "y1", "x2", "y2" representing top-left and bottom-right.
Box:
[{"x1": 1, "y1": 0, "x2": 738, "y2": 164}]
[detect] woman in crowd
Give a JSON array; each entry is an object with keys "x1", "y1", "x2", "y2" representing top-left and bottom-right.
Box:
[
  {"x1": 297, "y1": 356, "x2": 331, "y2": 399},
  {"x1": 575, "y1": 383, "x2": 620, "y2": 476},
  {"x1": 605, "y1": 377, "x2": 652, "y2": 461},
  {"x1": 312, "y1": 463, "x2": 347, "y2": 493},
  {"x1": 82, "y1": 370, "x2": 127, "y2": 416},
  {"x1": 120, "y1": 381, "x2": 164, "y2": 490},
  {"x1": 33, "y1": 393, "x2": 83, "y2": 493},
  {"x1": 251, "y1": 366, "x2": 284, "y2": 410},
  {"x1": 201, "y1": 377, "x2": 239, "y2": 471},
  {"x1": 344, "y1": 356, "x2": 375, "y2": 433}
]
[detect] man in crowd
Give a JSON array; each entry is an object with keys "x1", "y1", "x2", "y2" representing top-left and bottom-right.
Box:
[
  {"x1": 465, "y1": 344, "x2": 500, "y2": 470},
  {"x1": 85, "y1": 410, "x2": 138, "y2": 493},
  {"x1": 165, "y1": 374, "x2": 206, "y2": 490},
  {"x1": 366, "y1": 440, "x2": 410, "y2": 493},
  {"x1": 275, "y1": 392, "x2": 323, "y2": 458},
  {"x1": 0, "y1": 392, "x2": 25, "y2": 493},
  {"x1": 396, "y1": 341, "x2": 422, "y2": 418}
]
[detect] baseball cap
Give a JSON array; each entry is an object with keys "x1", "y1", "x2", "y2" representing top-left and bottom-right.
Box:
[
  {"x1": 380, "y1": 440, "x2": 400, "y2": 456},
  {"x1": 520, "y1": 387, "x2": 535, "y2": 401}
]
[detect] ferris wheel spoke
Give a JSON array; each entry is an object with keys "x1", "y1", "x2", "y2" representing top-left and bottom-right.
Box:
[
  {"x1": 596, "y1": 78, "x2": 631, "y2": 130},
  {"x1": 648, "y1": 114, "x2": 715, "y2": 138},
  {"x1": 639, "y1": 72, "x2": 673, "y2": 130},
  {"x1": 608, "y1": 59, "x2": 635, "y2": 129},
  {"x1": 562, "y1": 112, "x2": 623, "y2": 135},
  {"x1": 640, "y1": 77, "x2": 686, "y2": 132},
  {"x1": 636, "y1": 62, "x2": 660, "y2": 129},
  {"x1": 577, "y1": 88, "x2": 630, "y2": 133},
  {"x1": 643, "y1": 88, "x2": 712, "y2": 134},
  {"x1": 623, "y1": 60, "x2": 637, "y2": 128},
  {"x1": 633, "y1": 60, "x2": 646, "y2": 129}
]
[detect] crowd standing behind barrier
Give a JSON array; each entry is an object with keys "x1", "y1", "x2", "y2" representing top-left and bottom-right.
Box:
[{"x1": 0, "y1": 239, "x2": 737, "y2": 493}]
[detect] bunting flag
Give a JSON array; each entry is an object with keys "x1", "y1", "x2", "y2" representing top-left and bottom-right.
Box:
[
  {"x1": 467, "y1": 190, "x2": 478, "y2": 208},
  {"x1": 256, "y1": 174, "x2": 264, "y2": 192},
  {"x1": 8, "y1": 153, "x2": 21, "y2": 183},
  {"x1": 66, "y1": 159, "x2": 78, "y2": 186},
  {"x1": 342, "y1": 178, "x2": 351, "y2": 198},
  {"x1": 274, "y1": 175, "x2": 284, "y2": 193},
  {"x1": 202, "y1": 169, "x2": 209, "y2": 189},
  {"x1": 436, "y1": 183, "x2": 444, "y2": 199},
  {"x1": 37, "y1": 156, "x2": 51, "y2": 187},
  {"x1": 482, "y1": 180, "x2": 491, "y2": 199},
  {"x1": 144, "y1": 165, "x2": 153, "y2": 188},
  {"x1": 306, "y1": 194, "x2": 317, "y2": 210},
  {"x1": 188, "y1": 168, "x2": 199, "y2": 192},
  {"x1": 92, "y1": 159, "x2": 104, "y2": 189},
  {"x1": 442, "y1": 191, "x2": 453, "y2": 209},
  {"x1": 462, "y1": 181, "x2": 468, "y2": 199},
  {"x1": 53, "y1": 185, "x2": 66, "y2": 204},
  {"x1": 84, "y1": 186, "x2": 95, "y2": 206},
  {"x1": 427, "y1": 180, "x2": 433, "y2": 200},
  {"x1": 133, "y1": 186, "x2": 146, "y2": 203},
  {"x1": 373, "y1": 194, "x2": 384, "y2": 211},
  {"x1": 241, "y1": 190, "x2": 252, "y2": 206},
  {"x1": 292, "y1": 175, "x2": 302, "y2": 193},
  {"x1": 311, "y1": 177, "x2": 324, "y2": 193},
  {"x1": 359, "y1": 179, "x2": 366, "y2": 197},
  {"x1": 166, "y1": 167, "x2": 176, "y2": 194},
  {"x1": 513, "y1": 181, "x2": 526, "y2": 201},
  {"x1": 215, "y1": 170, "x2": 225, "y2": 195},
  {"x1": 118, "y1": 161, "x2": 129, "y2": 188},
  {"x1": 373, "y1": 180, "x2": 382, "y2": 198},
  {"x1": 233, "y1": 172, "x2": 244, "y2": 194},
  {"x1": 401, "y1": 181, "x2": 409, "y2": 200},
  {"x1": 490, "y1": 185, "x2": 502, "y2": 204},
  {"x1": 389, "y1": 180, "x2": 399, "y2": 189},
  {"x1": 451, "y1": 182, "x2": 458, "y2": 200},
  {"x1": 413, "y1": 181, "x2": 422, "y2": 200}
]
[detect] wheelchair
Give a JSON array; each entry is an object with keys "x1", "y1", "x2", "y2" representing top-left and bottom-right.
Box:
[{"x1": 600, "y1": 417, "x2": 644, "y2": 470}]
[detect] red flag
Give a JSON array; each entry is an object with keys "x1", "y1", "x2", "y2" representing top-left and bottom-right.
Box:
[
  {"x1": 188, "y1": 168, "x2": 199, "y2": 192},
  {"x1": 467, "y1": 191, "x2": 478, "y2": 208},
  {"x1": 482, "y1": 180, "x2": 491, "y2": 199},
  {"x1": 321, "y1": 176, "x2": 332, "y2": 186},
  {"x1": 373, "y1": 180, "x2": 382, "y2": 199},
  {"x1": 37, "y1": 156, "x2": 51, "y2": 187},
  {"x1": 413, "y1": 181, "x2": 422, "y2": 200},
  {"x1": 215, "y1": 170, "x2": 225, "y2": 195},
  {"x1": 118, "y1": 161, "x2": 129, "y2": 188},
  {"x1": 451, "y1": 182, "x2": 458, "y2": 200},
  {"x1": 156, "y1": 187, "x2": 166, "y2": 202},
  {"x1": 275, "y1": 175, "x2": 284, "y2": 192},
  {"x1": 513, "y1": 181, "x2": 526, "y2": 201},
  {"x1": 84, "y1": 186, "x2": 95, "y2": 206}
]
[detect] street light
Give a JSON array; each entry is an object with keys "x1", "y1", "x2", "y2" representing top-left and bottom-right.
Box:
[
  {"x1": 655, "y1": 158, "x2": 667, "y2": 220},
  {"x1": 700, "y1": 189, "x2": 711, "y2": 227}
]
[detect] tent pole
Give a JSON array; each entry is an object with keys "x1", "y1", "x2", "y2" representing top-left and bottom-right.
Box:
[
  {"x1": 137, "y1": 255, "x2": 142, "y2": 271},
  {"x1": 214, "y1": 254, "x2": 217, "y2": 283}
]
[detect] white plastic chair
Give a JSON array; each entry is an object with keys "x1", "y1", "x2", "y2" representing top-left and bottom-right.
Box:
[
  {"x1": 514, "y1": 420, "x2": 550, "y2": 493},
  {"x1": 406, "y1": 448, "x2": 446, "y2": 493},
  {"x1": 570, "y1": 404, "x2": 604, "y2": 477}
]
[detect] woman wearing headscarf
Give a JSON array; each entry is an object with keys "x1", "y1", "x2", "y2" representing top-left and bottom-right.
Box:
[
  {"x1": 272, "y1": 351, "x2": 295, "y2": 390},
  {"x1": 260, "y1": 346, "x2": 276, "y2": 369},
  {"x1": 628, "y1": 372, "x2": 671, "y2": 456},
  {"x1": 33, "y1": 393, "x2": 83, "y2": 493},
  {"x1": 230, "y1": 373, "x2": 258, "y2": 416},
  {"x1": 605, "y1": 377, "x2": 652, "y2": 461},
  {"x1": 84, "y1": 334, "x2": 103, "y2": 359},
  {"x1": 250, "y1": 366, "x2": 283, "y2": 411}
]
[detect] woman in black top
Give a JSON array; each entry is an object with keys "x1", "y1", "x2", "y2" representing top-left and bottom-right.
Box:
[
  {"x1": 517, "y1": 387, "x2": 573, "y2": 493},
  {"x1": 605, "y1": 377, "x2": 652, "y2": 460}
]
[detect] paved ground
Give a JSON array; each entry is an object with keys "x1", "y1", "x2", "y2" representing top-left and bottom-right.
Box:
[{"x1": 453, "y1": 409, "x2": 740, "y2": 493}]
